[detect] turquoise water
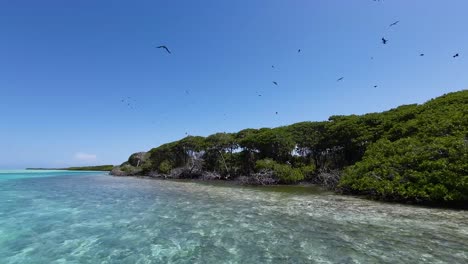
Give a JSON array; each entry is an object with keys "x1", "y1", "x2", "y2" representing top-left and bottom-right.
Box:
[
  {"x1": 0, "y1": 171, "x2": 467, "y2": 263},
  {"x1": 0, "y1": 170, "x2": 101, "y2": 180}
]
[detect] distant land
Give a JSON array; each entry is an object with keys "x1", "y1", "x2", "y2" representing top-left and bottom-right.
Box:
[{"x1": 26, "y1": 165, "x2": 114, "y2": 171}]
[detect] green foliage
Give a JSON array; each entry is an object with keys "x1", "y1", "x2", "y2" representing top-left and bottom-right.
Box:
[
  {"x1": 148, "y1": 141, "x2": 184, "y2": 171},
  {"x1": 205, "y1": 133, "x2": 237, "y2": 151},
  {"x1": 242, "y1": 128, "x2": 295, "y2": 162},
  {"x1": 157, "y1": 160, "x2": 173, "y2": 174},
  {"x1": 64, "y1": 165, "x2": 114, "y2": 171},
  {"x1": 128, "y1": 152, "x2": 148, "y2": 167},
  {"x1": 340, "y1": 137, "x2": 468, "y2": 203},
  {"x1": 299, "y1": 165, "x2": 316, "y2": 180},
  {"x1": 287, "y1": 122, "x2": 326, "y2": 157},
  {"x1": 178, "y1": 136, "x2": 206, "y2": 152},
  {"x1": 120, "y1": 164, "x2": 140, "y2": 174},
  {"x1": 255, "y1": 158, "x2": 277, "y2": 170},
  {"x1": 275, "y1": 165, "x2": 304, "y2": 183},
  {"x1": 256, "y1": 159, "x2": 305, "y2": 183},
  {"x1": 116, "y1": 90, "x2": 468, "y2": 205},
  {"x1": 203, "y1": 133, "x2": 238, "y2": 174}
]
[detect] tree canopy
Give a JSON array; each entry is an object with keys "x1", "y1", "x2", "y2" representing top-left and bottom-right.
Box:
[{"x1": 113, "y1": 90, "x2": 468, "y2": 206}]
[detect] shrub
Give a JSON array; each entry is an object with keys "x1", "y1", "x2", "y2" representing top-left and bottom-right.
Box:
[
  {"x1": 158, "y1": 160, "x2": 173, "y2": 174},
  {"x1": 255, "y1": 159, "x2": 305, "y2": 183},
  {"x1": 299, "y1": 165, "x2": 316, "y2": 180},
  {"x1": 339, "y1": 136, "x2": 468, "y2": 203},
  {"x1": 128, "y1": 152, "x2": 148, "y2": 167},
  {"x1": 255, "y1": 158, "x2": 276, "y2": 170}
]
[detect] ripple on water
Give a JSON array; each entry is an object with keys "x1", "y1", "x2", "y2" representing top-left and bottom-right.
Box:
[{"x1": 0, "y1": 174, "x2": 466, "y2": 264}]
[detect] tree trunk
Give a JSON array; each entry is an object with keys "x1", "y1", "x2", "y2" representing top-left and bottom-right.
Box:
[{"x1": 218, "y1": 150, "x2": 230, "y2": 178}]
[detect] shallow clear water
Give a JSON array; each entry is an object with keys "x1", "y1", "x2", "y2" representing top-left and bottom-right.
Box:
[{"x1": 0, "y1": 171, "x2": 467, "y2": 264}]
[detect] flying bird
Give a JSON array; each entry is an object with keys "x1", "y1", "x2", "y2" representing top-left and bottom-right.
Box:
[
  {"x1": 374, "y1": 85, "x2": 378, "y2": 88},
  {"x1": 420, "y1": 53, "x2": 425, "y2": 56},
  {"x1": 382, "y1": 38, "x2": 388, "y2": 44},
  {"x1": 389, "y1": 21, "x2": 400, "y2": 27},
  {"x1": 337, "y1": 77, "x2": 344, "y2": 82},
  {"x1": 272, "y1": 81, "x2": 278, "y2": 86},
  {"x1": 272, "y1": 65, "x2": 275, "y2": 68},
  {"x1": 157, "y1": 45, "x2": 171, "y2": 54},
  {"x1": 275, "y1": 112, "x2": 278, "y2": 115},
  {"x1": 453, "y1": 53, "x2": 459, "y2": 58},
  {"x1": 298, "y1": 49, "x2": 301, "y2": 53}
]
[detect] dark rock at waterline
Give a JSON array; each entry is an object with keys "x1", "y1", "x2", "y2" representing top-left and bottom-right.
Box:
[
  {"x1": 110, "y1": 165, "x2": 142, "y2": 176},
  {"x1": 110, "y1": 167, "x2": 128, "y2": 176},
  {"x1": 151, "y1": 167, "x2": 223, "y2": 181},
  {"x1": 111, "y1": 165, "x2": 226, "y2": 181},
  {"x1": 237, "y1": 170, "x2": 279, "y2": 185},
  {"x1": 111, "y1": 164, "x2": 280, "y2": 186}
]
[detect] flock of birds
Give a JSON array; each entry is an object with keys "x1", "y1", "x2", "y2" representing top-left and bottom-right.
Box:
[
  {"x1": 120, "y1": 97, "x2": 136, "y2": 110},
  {"x1": 152, "y1": 21, "x2": 461, "y2": 91},
  {"x1": 120, "y1": 12, "x2": 462, "y2": 123}
]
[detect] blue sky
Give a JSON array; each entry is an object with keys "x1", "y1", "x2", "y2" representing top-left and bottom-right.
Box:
[{"x1": 1, "y1": 0, "x2": 467, "y2": 168}]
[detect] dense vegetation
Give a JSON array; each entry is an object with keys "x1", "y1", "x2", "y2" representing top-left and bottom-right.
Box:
[
  {"x1": 65, "y1": 165, "x2": 115, "y2": 171},
  {"x1": 28, "y1": 165, "x2": 115, "y2": 171},
  {"x1": 112, "y1": 91, "x2": 467, "y2": 205}
]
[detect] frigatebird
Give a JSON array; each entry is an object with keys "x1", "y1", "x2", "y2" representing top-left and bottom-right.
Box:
[
  {"x1": 157, "y1": 45, "x2": 171, "y2": 54},
  {"x1": 389, "y1": 21, "x2": 400, "y2": 27}
]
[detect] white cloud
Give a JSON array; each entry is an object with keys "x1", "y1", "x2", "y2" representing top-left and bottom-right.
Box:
[{"x1": 74, "y1": 152, "x2": 97, "y2": 162}]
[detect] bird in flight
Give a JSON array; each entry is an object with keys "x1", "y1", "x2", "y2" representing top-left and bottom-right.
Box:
[
  {"x1": 420, "y1": 53, "x2": 425, "y2": 56},
  {"x1": 120, "y1": 98, "x2": 136, "y2": 109},
  {"x1": 337, "y1": 77, "x2": 344, "y2": 82},
  {"x1": 298, "y1": 49, "x2": 301, "y2": 53},
  {"x1": 272, "y1": 65, "x2": 275, "y2": 68},
  {"x1": 453, "y1": 53, "x2": 459, "y2": 58},
  {"x1": 382, "y1": 38, "x2": 388, "y2": 44},
  {"x1": 389, "y1": 21, "x2": 400, "y2": 27},
  {"x1": 272, "y1": 81, "x2": 278, "y2": 86},
  {"x1": 157, "y1": 45, "x2": 171, "y2": 54},
  {"x1": 374, "y1": 85, "x2": 378, "y2": 88},
  {"x1": 275, "y1": 112, "x2": 278, "y2": 115}
]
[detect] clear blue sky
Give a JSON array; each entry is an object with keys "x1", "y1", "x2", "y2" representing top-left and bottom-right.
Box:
[{"x1": 1, "y1": 0, "x2": 467, "y2": 169}]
